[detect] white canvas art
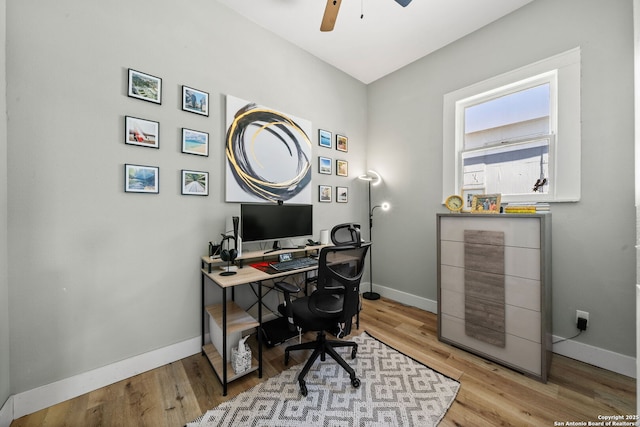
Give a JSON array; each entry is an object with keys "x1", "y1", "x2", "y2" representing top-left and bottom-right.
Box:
[{"x1": 225, "y1": 95, "x2": 312, "y2": 203}]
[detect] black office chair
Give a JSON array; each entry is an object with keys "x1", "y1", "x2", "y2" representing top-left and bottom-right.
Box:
[{"x1": 275, "y1": 242, "x2": 371, "y2": 396}]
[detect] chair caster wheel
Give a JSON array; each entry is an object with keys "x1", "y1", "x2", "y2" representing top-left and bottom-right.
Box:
[
  {"x1": 351, "y1": 347, "x2": 357, "y2": 359},
  {"x1": 299, "y1": 380, "x2": 308, "y2": 396},
  {"x1": 351, "y1": 377, "x2": 361, "y2": 388}
]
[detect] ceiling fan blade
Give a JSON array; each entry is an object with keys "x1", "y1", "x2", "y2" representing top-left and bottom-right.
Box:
[
  {"x1": 394, "y1": 0, "x2": 412, "y2": 6},
  {"x1": 320, "y1": 0, "x2": 342, "y2": 32}
]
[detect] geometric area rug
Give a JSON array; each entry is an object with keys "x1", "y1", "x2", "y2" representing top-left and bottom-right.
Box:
[{"x1": 186, "y1": 331, "x2": 460, "y2": 427}]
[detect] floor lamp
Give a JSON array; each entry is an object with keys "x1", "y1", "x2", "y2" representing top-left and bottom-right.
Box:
[{"x1": 358, "y1": 170, "x2": 390, "y2": 300}]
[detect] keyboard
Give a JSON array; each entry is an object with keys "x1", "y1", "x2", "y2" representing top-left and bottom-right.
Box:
[{"x1": 270, "y1": 257, "x2": 318, "y2": 271}]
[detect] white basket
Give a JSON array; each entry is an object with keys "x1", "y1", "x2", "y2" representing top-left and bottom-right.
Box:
[{"x1": 231, "y1": 346, "x2": 252, "y2": 374}]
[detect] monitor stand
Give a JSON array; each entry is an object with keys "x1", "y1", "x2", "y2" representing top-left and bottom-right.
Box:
[
  {"x1": 264, "y1": 240, "x2": 282, "y2": 254},
  {"x1": 264, "y1": 240, "x2": 302, "y2": 254}
]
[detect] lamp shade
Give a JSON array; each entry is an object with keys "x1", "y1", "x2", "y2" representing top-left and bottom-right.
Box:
[{"x1": 357, "y1": 170, "x2": 382, "y2": 186}]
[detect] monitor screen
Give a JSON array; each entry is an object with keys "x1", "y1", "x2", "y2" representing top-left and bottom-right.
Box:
[{"x1": 241, "y1": 203, "x2": 313, "y2": 243}]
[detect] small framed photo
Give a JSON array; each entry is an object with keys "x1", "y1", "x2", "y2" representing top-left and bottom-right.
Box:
[
  {"x1": 471, "y1": 193, "x2": 501, "y2": 214},
  {"x1": 336, "y1": 134, "x2": 348, "y2": 152},
  {"x1": 127, "y1": 69, "x2": 162, "y2": 104},
  {"x1": 182, "y1": 86, "x2": 209, "y2": 116},
  {"x1": 336, "y1": 159, "x2": 348, "y2": 177},
  {"x1": 125, "y1": 164, "x2": 159, "y2": 194},
  {"x1": 318, "y1": 156, "x2": 332, "y2": 174},
  {"x1": 125, "y1": 116, "x2": 159, "y2": 148},
  {"x1": 181, "y1": 170, "x2": 209, "y2": 196},
  {"x1": 319, "y1": 129, "x2": 332, "y2": 148},
  {"x1": 182, "y1": 128, "x2": 209, "y2": 156},
  {"x1": 461, "y1": 188, "x2": 485, "y2": 212},
  {"x1": 319, "y1": 185, "x2": 332, "y2": 202},
  {"x1": 336, "y1": 186, "x2": 348, "y2": 203}
]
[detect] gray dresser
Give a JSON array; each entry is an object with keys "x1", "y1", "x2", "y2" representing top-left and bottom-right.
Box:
[{"x1": 437, "y1": 213, "x2": 551, "y2": 382}]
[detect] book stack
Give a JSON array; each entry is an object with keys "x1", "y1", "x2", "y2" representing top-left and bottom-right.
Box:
[{"x1": 503, "y1": 202, "x2": 550, "y2": 214}]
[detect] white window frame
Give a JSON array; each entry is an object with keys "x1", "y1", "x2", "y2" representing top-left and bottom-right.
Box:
[{"x1": 443, "y1": 47, "x2": 581, "y2": 203}]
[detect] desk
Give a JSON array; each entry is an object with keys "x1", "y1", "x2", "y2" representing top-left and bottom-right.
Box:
[{"x1": 200, "y1": 245, "x2": 325, "y2": 395}]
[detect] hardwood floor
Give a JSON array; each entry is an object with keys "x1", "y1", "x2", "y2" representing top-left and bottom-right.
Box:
[{"x1": 11, "y1": 297, "x2": 636, "y2": 426}]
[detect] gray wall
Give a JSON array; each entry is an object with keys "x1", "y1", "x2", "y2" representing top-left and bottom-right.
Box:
[
  {"x1": 0, "y1": 0, "x2": 9, "y2": 409},
  {"x1": 368, "y1": 0, "x2": 636, "y2": 356},
  {"x1": 6, "y1": 0, "x2": 367, "y2": 394}
]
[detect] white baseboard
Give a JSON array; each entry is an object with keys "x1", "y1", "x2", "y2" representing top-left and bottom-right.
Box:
[
  {"x1": 12, "y1": 336, "x2": 201, "y2": 419},
  {"x1": 552, "y1": 335, "x2": 636, "y2": 378},
  {"x1": 371, "y1": 282, "x2": 635, "y2": 379},
  {"x1": 0, "y1": 396, "x2": 13, "y2": 427},
  {"x1": 370, "y1": 282, "x2": 438, "y2": 314}
]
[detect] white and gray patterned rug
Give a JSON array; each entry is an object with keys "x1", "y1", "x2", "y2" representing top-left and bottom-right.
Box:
[{"x1": 187, "y1": 332, "x2": 460, "y2": 427}]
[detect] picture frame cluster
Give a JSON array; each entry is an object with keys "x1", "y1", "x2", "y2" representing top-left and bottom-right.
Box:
[
  {"x1": 124, "y1": 69, "x2": 210, "y2": 196},
  {"x1": 317, "y1": 128, "x2": 350, "y2": 203}
]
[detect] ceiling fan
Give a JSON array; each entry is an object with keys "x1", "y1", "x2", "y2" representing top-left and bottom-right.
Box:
[{"x1": 320, "y1": 0, "x2": 412, "y2": 32}]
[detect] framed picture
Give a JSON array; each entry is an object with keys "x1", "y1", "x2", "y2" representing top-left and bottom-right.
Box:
[
  {"x1": 318, "y1": 156, "x2": 332, "y2": 174},
  {"x1": 127, "y1": 69, "x2": 162, "y2": 104},
  {"x1": 125, "y1": 116, "x2": 159, "y2": 148},
  {"x1": 336, "y1": 186, "x2": 348, "y2": 203},
  {"x1": 319, "y1": 129, "x2": 332, "y2": 148},
  {"x1": 319, "y1": 185, "x2": 332, "y2": 202},
  {"x1": 182, "y1": 86, "x2": 209, "y2": 116},
  {"x1": 461, "y1": 187, "x2": 485, "y2": 212},
  {"x1": 336, "y1": 134, "x2": 348, "y2": 152},
  {"x1": 181, "y1": 170, "x2": 209, "y2": 196},
  {"x1": 471, "y1": 193, "x2": 501, "y2": 214},
  {"x1": 182, "y1": 128, "x2": 209, "y2": 156},
  {"x1": 336, "y1": 159, "x2": 348, "y2": 177},
  {"x1": 124, "y1": 164, "x2": 159, "y2": 194}
]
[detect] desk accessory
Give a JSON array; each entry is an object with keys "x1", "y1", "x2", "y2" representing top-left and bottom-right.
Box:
[
  {"x1": 231, "y1": 336, "x2": 251, "y2": 374},
  {"x1": 220, "y1": 235, "x2": 238, "y2": 276},
  {"x1": 445, "y1": 194, "x2": 464, "y2": 213}
]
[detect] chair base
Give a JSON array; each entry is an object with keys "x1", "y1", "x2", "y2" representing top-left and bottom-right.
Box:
[{"x1": 284, "y1": 330, "x2": 360, "y2": 396}]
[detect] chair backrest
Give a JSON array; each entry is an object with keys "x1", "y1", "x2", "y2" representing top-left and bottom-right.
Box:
[
  {"x1": 310, "y1": 242, "x2": 371, "y2": 336},
  {"x1": 330, "y1": 223, "x2": 362, "y2": 246}
]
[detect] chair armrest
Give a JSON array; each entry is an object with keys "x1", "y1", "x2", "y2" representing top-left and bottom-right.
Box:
[{"x1": 275, "y1": 281, "x2": 301, "y2": 294}]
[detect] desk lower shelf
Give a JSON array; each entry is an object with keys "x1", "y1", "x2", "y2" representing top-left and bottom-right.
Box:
[{"x1": 204, "y1": 302, "x2": 260, "y2": 385}]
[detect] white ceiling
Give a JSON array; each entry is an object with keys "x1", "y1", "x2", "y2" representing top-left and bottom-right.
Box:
[{"x1": 216, "y1": 0, "x2": 534, "y2": 84}]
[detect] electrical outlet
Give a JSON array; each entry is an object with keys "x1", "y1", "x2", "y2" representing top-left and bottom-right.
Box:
[{"x1": 576, "y1": 310, "x2": 589, "y2": 330}]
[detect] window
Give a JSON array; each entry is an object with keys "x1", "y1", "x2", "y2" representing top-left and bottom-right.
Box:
[{"x1": 443, "y1": 48, "x2": 581, "y2": 203}]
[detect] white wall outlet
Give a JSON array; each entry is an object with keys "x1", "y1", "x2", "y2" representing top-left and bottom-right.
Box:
[{"x1": 576, "y1": 310, "x2": 589, "y2": 328}]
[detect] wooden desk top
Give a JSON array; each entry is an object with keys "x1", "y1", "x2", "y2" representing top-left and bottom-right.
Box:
[{"x1": 201, "y1": 244, "x2": 326, "y2": 288}]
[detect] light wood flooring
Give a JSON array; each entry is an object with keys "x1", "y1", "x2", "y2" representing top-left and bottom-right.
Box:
[{"x1": 11, "y1": 297, "x2": 636, "y2": 426}]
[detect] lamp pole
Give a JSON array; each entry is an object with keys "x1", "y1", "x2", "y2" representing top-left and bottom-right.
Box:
[
  {"x1": 358, "y1": 170, "x2": 389, "y2": 301},
  {"x1": 363, "y1": 181, "x2": 381, "y2": 300}
]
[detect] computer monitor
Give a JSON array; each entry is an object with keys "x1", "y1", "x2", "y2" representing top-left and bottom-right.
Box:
[{"x1": 241, "y1": 203, "x2": 313, "y2": 252}]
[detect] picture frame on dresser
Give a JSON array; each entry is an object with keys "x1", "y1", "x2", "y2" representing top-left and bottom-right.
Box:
[
  {"x1": 461, "y1": 188, "x2": 485, "y2": 212},
  {"x1": 471, "y1": 193, "x2": 501, "y2": 213}
]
